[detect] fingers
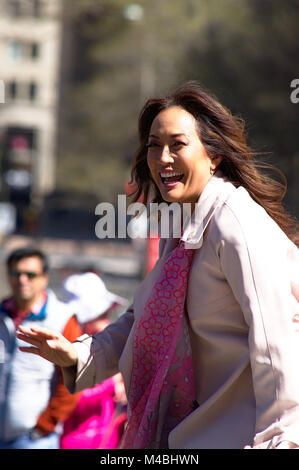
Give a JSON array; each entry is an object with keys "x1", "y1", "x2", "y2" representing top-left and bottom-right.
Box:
[
  {"x1": 16, "y1": 332, "x2": 41, "y2": 347},
  {"x1": 19, "y1": 346, "x2": 41, "y2": 356},
  {"x1": 17, "y1": 325, "x2": 59, "y2": 340}
]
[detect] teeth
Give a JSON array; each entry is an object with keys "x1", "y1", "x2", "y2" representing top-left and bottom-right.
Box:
[{"x1": 160, "y1": 171, "x2": 183, "y2": 178}]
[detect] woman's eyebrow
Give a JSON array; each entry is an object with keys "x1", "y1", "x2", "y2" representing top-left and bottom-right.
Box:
[{"x1": 148, "y1": 133, "x2": 188, "y2": 138}]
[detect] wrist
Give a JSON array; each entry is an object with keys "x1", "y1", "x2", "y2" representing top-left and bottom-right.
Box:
[{"x1": 68, "y1": 343, "x2": 78, "y2": 367}]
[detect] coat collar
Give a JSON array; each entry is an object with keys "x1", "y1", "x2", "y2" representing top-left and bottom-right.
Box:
[{"x1": 180, "y1": 171, "x2": 236, "y2": 249}]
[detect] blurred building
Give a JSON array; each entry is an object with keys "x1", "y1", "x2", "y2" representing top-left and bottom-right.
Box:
[{"x1": 0, "y1": 0, "x2": 64, "y2": 230}]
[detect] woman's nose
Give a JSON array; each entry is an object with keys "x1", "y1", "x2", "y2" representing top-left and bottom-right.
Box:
[{"x1": 160, "y1": 146, "x2": 174, "y2": 163}]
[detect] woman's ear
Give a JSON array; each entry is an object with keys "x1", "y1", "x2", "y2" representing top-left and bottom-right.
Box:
[{"x1": 210, "y1": 156, "x2": 223, "y2": 174}]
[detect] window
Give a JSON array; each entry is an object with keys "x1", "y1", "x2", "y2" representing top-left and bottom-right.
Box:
[
  {"x1": 8, "y1": 81, "x2": 18, "y2": 100},
  {"x1": 32, "y1": 0, "x2": 42, "y2": 18},
  {"x1": 31, "y1": 43, "x2": 40, "y2": 59},
  {"x1": 6, "y1": 0, "x2": 44, "y2": 18},
  {"x1": 29, "y1": 82, "x2": 38, "y2": 101},
  {"x1": 7, "y1": 81, "x2": 38, "y2": 102},
  {"x1": 8, "y1": 0, "x2": 22, "y2": 17},
  {"x1": 8, "y1": 41, "x2": 22, "y2": 61},
  {"x1": 7, "y1": 40, "x2": 41, "y2": 61}
]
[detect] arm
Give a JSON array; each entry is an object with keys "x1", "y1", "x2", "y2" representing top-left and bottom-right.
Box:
[
  {"x1": 35, "y1": 315, "x2": 82, "y2": 435},
  {"x1": 218, "y1": 203, "x2": 299, "y2": 448},
  {"x1": 62, "y1": 307, "x2": 134, "y2": 393},
  {"x1": 17, "y1": 307, "x2": 135, "y2": 394}
]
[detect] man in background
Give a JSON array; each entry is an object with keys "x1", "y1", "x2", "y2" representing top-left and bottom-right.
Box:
[{"x1": 0, "y1": 246, "x2": 81, "y2": 448}]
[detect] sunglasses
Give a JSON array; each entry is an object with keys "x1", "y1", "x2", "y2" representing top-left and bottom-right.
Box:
[{"x1": 9, "y1": 271, "x2": 44, "y2": 280}]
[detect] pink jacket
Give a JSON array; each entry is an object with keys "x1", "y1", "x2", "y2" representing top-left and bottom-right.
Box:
[{"x1": 60, "y1": 378, "x2": 127, "y2": 449}]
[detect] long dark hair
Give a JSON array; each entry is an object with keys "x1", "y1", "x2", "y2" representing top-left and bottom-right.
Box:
[{"x1": 130, "y1": 81, "x2": 298, "y2": 244}]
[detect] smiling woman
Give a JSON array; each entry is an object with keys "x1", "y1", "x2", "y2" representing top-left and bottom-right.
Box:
[
  {"x1": 146, "y1": 106, "x2": 221, "y2": 205},
  {"x1": 130, "y1": 81, "x2": 298, "y2": 245},
  {"x1": 17, "y1": 81, "x2": 299, "y2": 450}
]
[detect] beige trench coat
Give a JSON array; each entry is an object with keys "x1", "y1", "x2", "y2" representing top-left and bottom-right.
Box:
[{"x1": 63, "y1": 173, "x2": 299, "y2": 449}]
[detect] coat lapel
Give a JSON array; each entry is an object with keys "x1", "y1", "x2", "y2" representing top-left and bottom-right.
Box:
[{"x1": 181, "y1": 172, "x2": 236, "y2": 249}]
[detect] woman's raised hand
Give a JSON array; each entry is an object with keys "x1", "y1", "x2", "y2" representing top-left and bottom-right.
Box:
[{"x1": 17, "y1": 325, "x2": 78, "y2": 368}]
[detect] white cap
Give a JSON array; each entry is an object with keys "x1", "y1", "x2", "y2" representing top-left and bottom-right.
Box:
[{"x1": 62, "y1": 272, "x2": 127, "y2": 324}]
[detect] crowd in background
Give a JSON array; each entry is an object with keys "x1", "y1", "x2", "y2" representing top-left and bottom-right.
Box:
[{"x1": 0, "y1": 246, "x2": 128, "y2": 449}]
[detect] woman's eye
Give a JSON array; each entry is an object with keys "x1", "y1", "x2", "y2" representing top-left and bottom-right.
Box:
[
  {"x1": 172, "y1": 141, "x2": 186, "y2": 147},
  {"x1": 146, "y1": 141, "x2": 186, "y2": 150},
  {"x1": 146, "y1": 142, "x2": 159, "y2": 149}
]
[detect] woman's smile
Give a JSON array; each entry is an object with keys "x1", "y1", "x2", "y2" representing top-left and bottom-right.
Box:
[{"x1": 159, "y1": 170, "x2": 184, "y2": 186}]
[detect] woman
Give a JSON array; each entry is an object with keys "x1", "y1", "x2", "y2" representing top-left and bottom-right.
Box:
[{"x1": 17, "y1": 81, "x2": 299, "y2": 449}]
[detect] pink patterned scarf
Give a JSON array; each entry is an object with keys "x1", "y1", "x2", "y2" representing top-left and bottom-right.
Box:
[{"x1": 121, "y1": 241, "x2": 197, "y2": 449}]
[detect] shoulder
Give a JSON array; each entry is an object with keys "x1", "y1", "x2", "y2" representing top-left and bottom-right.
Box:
[
  {"x1": 46, "y1": 289, "x2": 68, "y2": 311},
  {"x1": 45, "y1": 289, "x2": 75, "y2": 329},
  {"x1": 210, "y1": 185, "x2": 290, "y2": 253},
  {"x1": 216, "y1": 185, "x2": 269, "y2": 227},
  {"x1": 0, "y1": 297, "x2": 13, "y2": 315},
  {"x1": 0, "y1": 301, "x2": 8, "y2": 315}
]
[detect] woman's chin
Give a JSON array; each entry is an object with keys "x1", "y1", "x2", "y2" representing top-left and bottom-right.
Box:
[{"x1": 158, "y1": 184, "x2": 184, "y2": 203}]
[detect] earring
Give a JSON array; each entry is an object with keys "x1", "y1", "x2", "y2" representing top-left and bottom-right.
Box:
[{"x1": 210, "y1": 168, "x2": 215, "y2": 175}]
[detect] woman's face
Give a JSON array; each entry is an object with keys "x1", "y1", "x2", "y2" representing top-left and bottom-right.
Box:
[{"x1": 146, "y1": 106, "x2": 218, "y2": 204}]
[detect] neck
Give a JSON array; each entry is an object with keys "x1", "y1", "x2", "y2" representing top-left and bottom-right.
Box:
[
  {"x1": 14, "y1": 292, "x2": 45, "y2": 313},
  {"x1": 14, "y1": 298, "x2": 35, "y2": 313}
]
